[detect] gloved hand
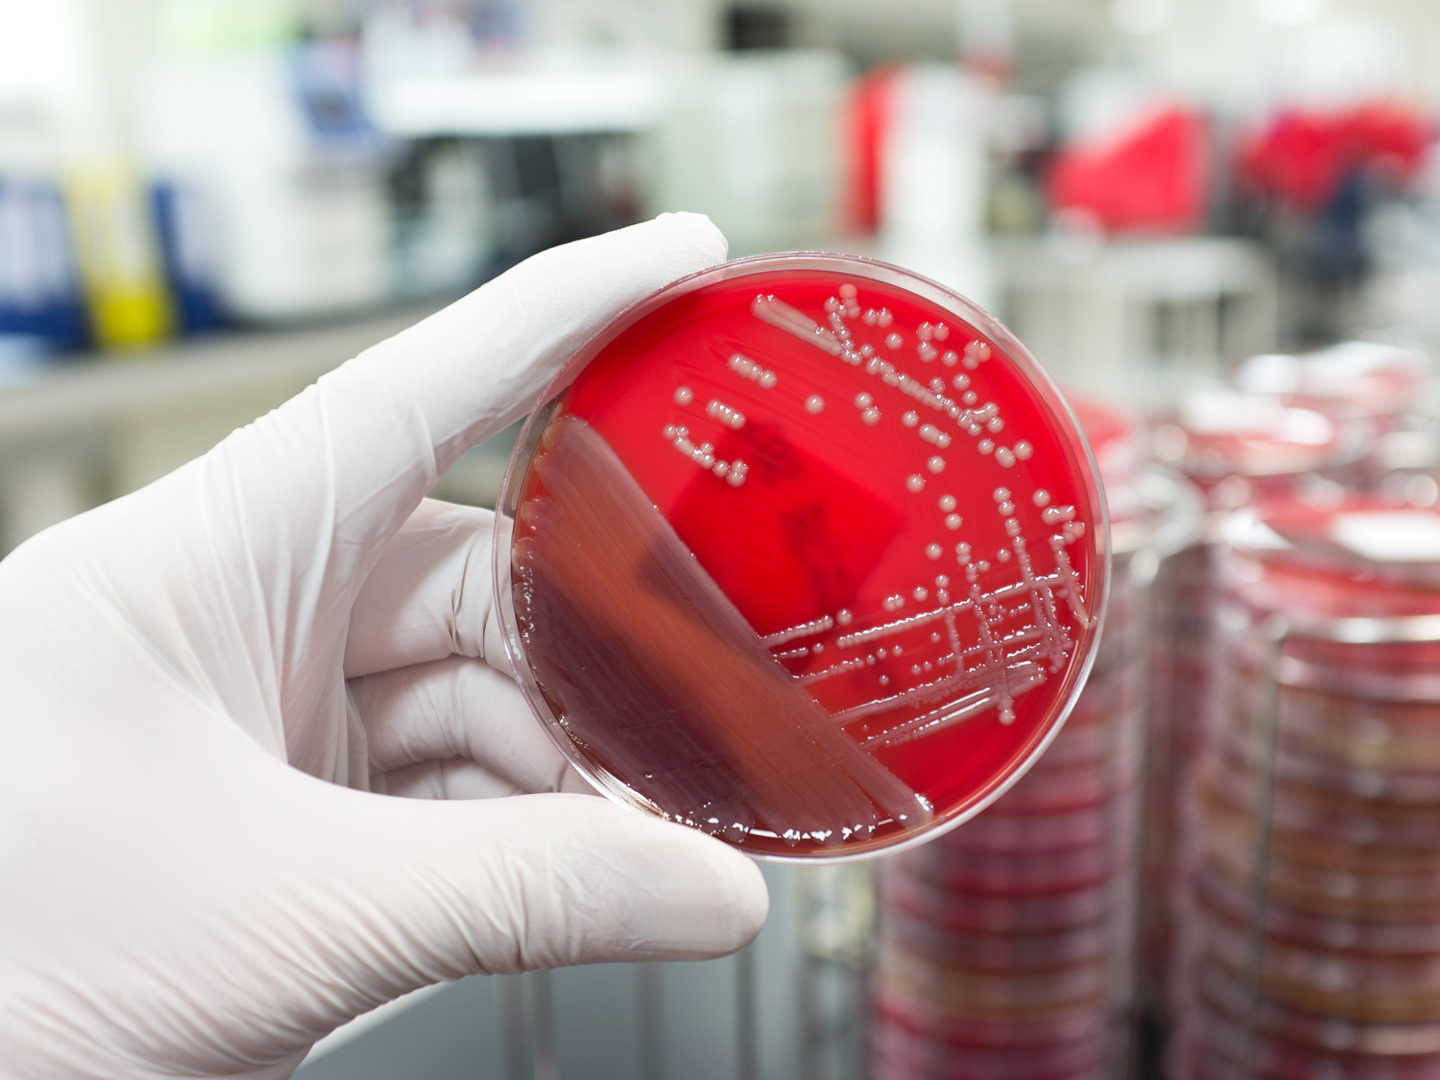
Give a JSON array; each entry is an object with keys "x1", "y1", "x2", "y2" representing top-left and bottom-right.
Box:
[{"x1": 0, "y1": 213, "x2": 768, "y2": 1080}]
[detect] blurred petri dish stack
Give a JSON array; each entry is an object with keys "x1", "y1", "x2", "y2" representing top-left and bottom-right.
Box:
[
  {"x1": 1173, "y1": 494, "x2": 1440, "y2": 1079},
  {"x1": 1233, "y1": 342, "x2": 1432, "y2": 485},
  {"x1": 1143, "y1": 388, "x2": 1369, "y2": 1020},
  {"x1": 871, "y1": 399, "x2": 1199, "y2": 1080}
]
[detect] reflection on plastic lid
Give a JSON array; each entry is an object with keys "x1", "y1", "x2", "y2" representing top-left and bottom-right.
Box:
[
  {"x1": 1157, "y1": 389, "x2": 1360, "y2": 482},
  {"x1": 1178, "y1": 391, "x2": 1332, "y2": 445},
  {"x1": 495, "y1": 254, "x2": 1109, "y2": 860},
  {"x1": 1235, "y1": 342, "x2": 1430, "y2": 418},
  {"x1": 1227, "y1": 495, "x2": 1440, "y2": 617},
  {"x1": 1333, "y1": 511, "x2": 1440, "y2": 563}
]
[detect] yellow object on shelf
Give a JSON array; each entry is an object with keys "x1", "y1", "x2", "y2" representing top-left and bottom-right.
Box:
[{"x1": 65, "y1": 163, "x2": 171, "y2": 351}]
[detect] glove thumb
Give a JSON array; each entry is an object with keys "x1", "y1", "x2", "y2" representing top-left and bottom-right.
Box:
[
  {"x1": 235, "y1": 778, "x2": 770, "y2": 1058},
  {"x1": 0, "y1": 685, "x2": 765, "y2": 1080}
]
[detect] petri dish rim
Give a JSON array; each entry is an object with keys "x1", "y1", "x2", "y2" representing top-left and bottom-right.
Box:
[{"x1": 492, "y1": 251, "x2": 1112, "y2": 863}]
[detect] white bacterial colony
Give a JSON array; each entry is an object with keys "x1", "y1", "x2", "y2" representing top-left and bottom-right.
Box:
[
  {"x1": 661, "y1": 423, "x2": 748, "y2": 487},
  {"x1": 706, "y1": 398, "x2": 747, "y2": 430},
  {"x1": 728, "y1": 352, "x2": 778, "y2": 389},
  {"x1": 854, "y1": 392, "x2": 881, "y2": 425}
]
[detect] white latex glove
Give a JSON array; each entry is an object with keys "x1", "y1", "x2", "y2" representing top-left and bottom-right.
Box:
[{"x1": 0, "y1": 213, "x2": 768, "y2": 1080}]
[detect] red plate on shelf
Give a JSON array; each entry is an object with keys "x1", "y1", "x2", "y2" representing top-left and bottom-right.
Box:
[
  {"x1": 1155, "y1": 388, "x2": 1364, "y2": 484},
  {"x1": 873, "y1": 1012, "x2": 1108, "y2": 1079},
  {"x1": 883, "y1": 867, "x2": 1115, "y2": 934},
  {"x1": 495, "y1": 254, "x2": 1108, "y2": 859},
  {"x1": 1226, "y1": 494, "x2": 1440, "y2": 616},
  {"x1": 874, "y1": 997, "x2": 1111, "y2": 1059}
]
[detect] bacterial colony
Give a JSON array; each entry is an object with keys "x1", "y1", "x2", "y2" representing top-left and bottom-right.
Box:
[{"x1": 509, "y1": 268, "x2": 1102, "y2": 857}]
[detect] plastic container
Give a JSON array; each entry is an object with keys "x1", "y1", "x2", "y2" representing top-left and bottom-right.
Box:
[
  {"x1": 1144, "y1": 387, "x2": 1373, "y2": 1024},
  {"x1": 1173, "y1": 494, "x2": 1440, "y2": 1078},
  {"x1": 494, "y1": 253, "x2": 1109, "y2": 860}
]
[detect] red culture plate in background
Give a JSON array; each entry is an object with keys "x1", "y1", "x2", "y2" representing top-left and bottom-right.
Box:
[
  {"x1": 883, "y1": 868, "x2": 1116, "y2": 933},
  {"x1": 873, "y1": 995, "x2": 1111, "y2": 1052},
  {"x1": 1228, "y1": 494, "x2": 1440, "y2": 618},
  {"x1": 495, "y1": 254, "x2": 1108, "y2": 859}
]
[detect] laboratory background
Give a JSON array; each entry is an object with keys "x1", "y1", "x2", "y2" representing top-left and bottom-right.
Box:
[{"x1": 6, "y1": 0, "x2": 1440, "y2": 1078}]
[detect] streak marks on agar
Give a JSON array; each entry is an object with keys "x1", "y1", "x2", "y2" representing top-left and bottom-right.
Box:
[
  {"x1": 662, "y1": 423, "x2": 748, "y2": 487},
  {"x1": 738, "y1": 281, "x2": 1092, "y2": 750},
  {"x1": 762, "y1": 614, "x2": 836, "y2": 648}
]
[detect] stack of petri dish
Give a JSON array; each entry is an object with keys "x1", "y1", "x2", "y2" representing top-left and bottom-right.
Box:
[
  {"x1": 1172, "y1": 493, "x2": 1440, "y2": 1079},
  {"x1": 872, "y1": 398, "x2": 1199, "y2": 1080},
  {"x1": 1143, "y1": 389, "x2": 1369, "y2": 1020}
]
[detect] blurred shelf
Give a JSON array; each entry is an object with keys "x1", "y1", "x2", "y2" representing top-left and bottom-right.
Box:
[
  {"x1": 993, "y1": 234, "x2": 1274, "y2": 299},
  {"x1": 0, "y1": 302, "x2": 452, "y2": 553},
  {"x1": 0, "y1": 303, "x2": 445, "y2": 450},
  {"x1": 992, "y1": 234, "x2": 1278, "y2": 401},
  {"x1": 368, "y1": 64, "x2": 665, "y2": 137}
]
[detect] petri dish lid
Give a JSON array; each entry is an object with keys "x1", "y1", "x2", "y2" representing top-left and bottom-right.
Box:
[
  {"x1": 1152, "y1": 389, "x2": 1365, "y2": 483},
  {"x1": 1220, "y1": 494, "x2": 1440, "y2": 706},
  {"x1": 1235, "y1": 342, "x2": 1431, "y2": 420},
  {"x1": 1226, "y1": 495, "x2": 1440, "y2": 604},
  {"x1": 494, "y1": 253, "x2": 1109, "y2": 860}
]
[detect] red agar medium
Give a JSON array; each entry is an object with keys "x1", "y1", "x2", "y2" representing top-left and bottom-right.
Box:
[{"x1": 495, "y1": 255, "x2": 1109, "y2": 859}]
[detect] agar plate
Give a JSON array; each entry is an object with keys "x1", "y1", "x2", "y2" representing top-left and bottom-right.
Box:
[{"x1": 495, "y1": 254, "x2": 1107, "y2": 858}]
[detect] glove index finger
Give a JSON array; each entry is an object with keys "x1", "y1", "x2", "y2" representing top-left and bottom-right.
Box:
[{"x1": 198, "y1": 213, "x2": 726, "y2": 702}]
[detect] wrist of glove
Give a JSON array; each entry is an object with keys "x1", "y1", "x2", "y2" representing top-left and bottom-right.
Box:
[{"x1": 0, "y1": 214, "x2": 767, "y2": 1080}]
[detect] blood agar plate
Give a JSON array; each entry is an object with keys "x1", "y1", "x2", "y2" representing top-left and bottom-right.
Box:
[{"x1": 494, "y1": 254, "x2": 1108, "y2": 859}]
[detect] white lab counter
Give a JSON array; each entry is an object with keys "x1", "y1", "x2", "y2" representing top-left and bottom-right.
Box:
[{"x1": 0, "y1": 302, "x2": 521, "y2": 554}]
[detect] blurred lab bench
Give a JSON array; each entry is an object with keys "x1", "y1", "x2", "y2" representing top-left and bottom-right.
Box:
[{"x1": 0, "y1": 303, "x2": 518, "y2": 556}]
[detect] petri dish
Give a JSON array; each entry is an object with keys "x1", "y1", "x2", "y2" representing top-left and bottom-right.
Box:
[
  {"x1": 1234, "y1": 342, "x2": 1431, "y2": 427},
  {"x1": 494, "y1": 253, "x2": 1108, "y2": 859},
  {"x1": 1155, "y1": 389, "x2": 1363, "y2": 483}
]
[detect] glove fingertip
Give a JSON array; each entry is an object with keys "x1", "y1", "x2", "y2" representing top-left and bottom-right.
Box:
[
  {"x1": 713, "y1": 841, "x2": 770, "y2": 950},
  {"x1": 633, "y1": 815, "x2": 770, "y2": 957},
  {"x1": 650, "y1": 210, "x2": 730, "y2": 263}
]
